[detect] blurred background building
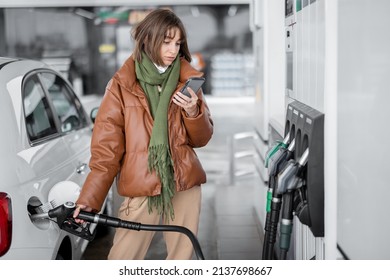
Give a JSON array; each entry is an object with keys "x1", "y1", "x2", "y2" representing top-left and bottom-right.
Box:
[{"x1": 0, "y1": 4, "x2": 254, "y2": 98}]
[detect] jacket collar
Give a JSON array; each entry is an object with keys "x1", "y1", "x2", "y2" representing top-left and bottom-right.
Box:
[{"x1": 114, "y1": 55, "x2": 204, "y2": 96}]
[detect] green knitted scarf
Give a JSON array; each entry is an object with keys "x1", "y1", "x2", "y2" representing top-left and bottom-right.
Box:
[{"x1": 135, "y1": 52, "x2": 180, "y2": 221}]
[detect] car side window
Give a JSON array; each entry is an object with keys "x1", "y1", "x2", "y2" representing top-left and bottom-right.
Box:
[
  {"x1": 23, "y1": 76, "x2": 58, "y2": 142},
  {"x1": 40, "y1": 72, "x2": 87, "y2": 133}
]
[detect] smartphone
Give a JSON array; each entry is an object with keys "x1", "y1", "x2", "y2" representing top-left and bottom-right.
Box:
[{"x1": 180, "y1": 77, "x2": 205, "y2": 98}]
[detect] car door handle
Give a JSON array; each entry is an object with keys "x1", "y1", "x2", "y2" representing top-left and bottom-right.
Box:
[{"x1": 76, "y1": 163, "x2": 88, "y2": 174}]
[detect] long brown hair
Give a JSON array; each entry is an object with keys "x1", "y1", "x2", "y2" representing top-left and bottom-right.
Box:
[{"x1": 131, "y1": 9, "x2": 192, "y2": 65}]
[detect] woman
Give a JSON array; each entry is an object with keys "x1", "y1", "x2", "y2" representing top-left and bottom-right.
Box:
[{"x1": 74, "y1": 8, "x2": 213, "y2": 260}]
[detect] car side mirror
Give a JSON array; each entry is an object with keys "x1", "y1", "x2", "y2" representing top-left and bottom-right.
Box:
[{"x1": 90, "y1": 107, "x2": 99, "y2": 123}]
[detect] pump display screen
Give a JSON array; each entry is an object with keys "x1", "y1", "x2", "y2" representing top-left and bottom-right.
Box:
[{"x1": 285, "y1": 0, "x2": 294, "y2": 18}]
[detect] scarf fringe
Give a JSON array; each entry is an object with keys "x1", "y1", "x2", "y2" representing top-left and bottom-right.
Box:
[{"x1": 147, "y1": 144, "x2": 175, "y2": 221}]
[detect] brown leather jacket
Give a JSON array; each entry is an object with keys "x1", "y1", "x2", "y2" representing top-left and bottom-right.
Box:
[{"x1": 76, "y1": 56, "x2": 213, "y2": 212}]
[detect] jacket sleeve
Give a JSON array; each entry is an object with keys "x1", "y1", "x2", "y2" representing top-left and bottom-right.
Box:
[
  {"x1": 76, "y1": 79, "x2": 125, "y2": 212},
  {"x1": 182, "y1": 89, "x2": 214, "y2": 148}
]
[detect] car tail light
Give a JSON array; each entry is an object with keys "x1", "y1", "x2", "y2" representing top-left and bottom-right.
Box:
[{"x1": 0, "y1": 192, "x2": 12, "y2": 257}]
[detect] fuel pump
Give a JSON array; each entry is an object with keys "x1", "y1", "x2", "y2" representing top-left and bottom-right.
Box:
[
  {"x1": 262, "y1": 137, "x2": 295, "y2": 260},
  {"x1": 281, "y1": 100, "x2": 324, "y2": 260}
]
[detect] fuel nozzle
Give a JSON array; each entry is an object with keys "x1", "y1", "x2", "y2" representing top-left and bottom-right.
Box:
[
  {"x1": 264, "y1": 137, "x2": 295, "y2": 214},
  {"x1": 276, "y1": 148, "x2": 309, "y2": 195},
  {"x1": 48, "y1": 202, "x2": 96, "y2": 241},
  {"x1": 276, "y1": 148, "x2": 309, "y2": 259},
  {"x1": 265, "y1": 137, "x2": 295, "y2": 211},
  {"x1": 262, "y1": 138, "x2": 296, "y2": 260},
  {"x1": 269, "y1": 138, "x2": 295, "y2": 176},
  {"x1": 265, "y1": 133, "x2": 290, "y2": 168}
]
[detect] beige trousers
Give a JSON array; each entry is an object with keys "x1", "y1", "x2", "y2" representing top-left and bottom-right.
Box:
[{"x1": 107, "y1": 186, "x2": 201, "y2": 260}]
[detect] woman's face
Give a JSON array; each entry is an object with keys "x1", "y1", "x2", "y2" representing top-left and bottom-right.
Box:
[{"x1": 159, "y1": 27, "x2": 181, "y2": 66}]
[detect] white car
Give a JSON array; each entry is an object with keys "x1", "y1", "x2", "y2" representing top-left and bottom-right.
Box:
[{"x1": 0, "y1": 57, "x2": 102, "y2": 260}]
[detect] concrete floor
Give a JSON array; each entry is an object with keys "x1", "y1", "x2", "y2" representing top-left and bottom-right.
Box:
[{"x1": 81, "y1": 96, "x2": 265, "y2": 260}]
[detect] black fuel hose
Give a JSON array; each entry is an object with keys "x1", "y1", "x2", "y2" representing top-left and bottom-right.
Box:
[
  {"x1": 77, "y1": 211, "x2": 205, "y2": 260},
  {"x1": 279, "y1": 191, "x2": 294, "y2": 260},
  {"x1": 32, "y1": 202, "x2": 205, "y2": 260}
]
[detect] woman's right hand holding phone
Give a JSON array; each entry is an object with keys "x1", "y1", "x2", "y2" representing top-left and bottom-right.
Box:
[{"x1": 173, "y1": 87, "x2": 199, "y2": 118}]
